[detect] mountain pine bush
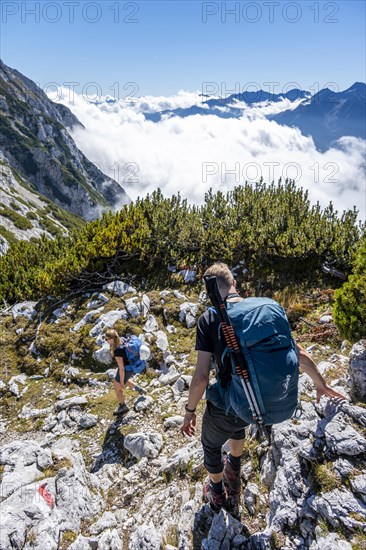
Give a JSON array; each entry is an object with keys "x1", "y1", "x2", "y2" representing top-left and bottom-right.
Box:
[
  {"x1": 0, "y1": 180, "x2": 364, "y2": 303},
  {"x1": 333, "y1": 234, "x2": 366, "y2": 341}
]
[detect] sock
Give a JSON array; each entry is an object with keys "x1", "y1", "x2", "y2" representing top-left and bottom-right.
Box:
[
  {"x1": 210, "y1": 480, "x2": 224, "y2": 494},
  {"x1": 228, "y1": 453, "x2": 241, "y2": 471}
]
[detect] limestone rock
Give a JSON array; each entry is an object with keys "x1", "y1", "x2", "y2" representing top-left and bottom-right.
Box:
[
  {"x1": 349, "y1": 340, "x2": 366, "y2": 402},
  {"x1": 0, "y1": 234, "x2": 9, "y2": 255},
  {"x1": 71, "y1": 307, "x2": 105, "y2": 332},
  {"x1": 178, "y1": 268, "x2": 196, "y2": 283},
  {"x1": 144, "y1": 314, "x2": 159, "y2": 333},
  {"x1": 171, "y1": 377, "x2": 186, "y2": 395},
  {"x1": 129, "y1": 522, "x2": 162, "y2": 550},
  {"x1": 97, "y1": 528, "x2": 123, "y2": 549},
  {"x1": 86, "y1": 298, "x2": 105, "y2": 309},
  {"x1": 164, "y1": 416, "x2": 184, "y2": 429},
  {"x1": 310, "y1": 533, "x2": 352, "y2": 550},
  {"x1": 52, "y1": 307, "x2": 68, "y2": 322},
  {"x1": 18, "y1": 405, "x2": 52, "y2": 419},
  {"x1": 134, "y1": 396, "x2": 154, "y2": 412},
  {"x1": 68, "y1": 535, "x2": 96, "y2": 549},
  {"x1": 319, "y1": 315, "x2": 333, "y2": 324},
  {"x1": 9, "y1": 373, "x2": 27, "y2": 386},
  {"x1": 141, "y1": 294, "x2": 150, "y2": 316},
  {"x1": 103, "y1": 280, "x2": 136, "y2": 296},
  {"x1": 173, "y1": 290, "x2": 187, "y2": 300},
  {"x1": 155, "y1": 330, "x2": 169, "y2": 351},
  {"x1": 124, "y1": 432, "x2": 163, "y2": 459},
  {"x1": 11, "y1": 301, "x2": 37, "y2": 321},
  {"x1": 125, "y1": 297, "x2": 141, "y2": 318},
  {"x1": 308, "y1": 488, "x2": 366, "y2": 530},
  {"x1": 159, "y1": 365, "x2": 180, "y2": 385},
  {"x1": 0, "y1": 437, "x2": 104, "y2": 549},
  {"x1": 89, "y1": 511, "x2": 117, "y2": 535},
  {"x1": 317, "y1": 361, "x2": 339, "y2": 375},
  {"x1": 160, "y1": 440, "x2": 203, "y2": 476},
  {"x1": 323, "y1": 414, "x2": 366, "y2": 455},
  {"x1": 178, "y1": 302, "x2": 199, "y2": 328},
  {"x1": 350, "y1": 474, "x2": 366, "y2": 503},
  {"x1": 93, "y1": 345, "x2": 113, "y2": 365},
  {"x1": 78, "y1": 414, "x2": 98, "y2": 429},
  {"x1": 89, "y1": 309, "x2": 129, "y2": 337},
  {"x1": 244, "y1": 482, "x2": 260, "y2": 515},
  {"x1": 333, "y1": 458, "x2": 355, "y2": 479},
  {"x1": 202, "y1": 509, "x2": 249, "y2": 550},
  {"x1": 55, "y1": 396, "x2": 88, "y2": 411}
]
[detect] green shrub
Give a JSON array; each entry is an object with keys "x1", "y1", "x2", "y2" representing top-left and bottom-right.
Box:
[
  {"x1": 26, "y1": 211, "x2": 38, "y2": 220},
  {"x1": 39, "y1": 216, "x2": 63, "y2": 237},
  {"x1": 0, "y1": 225, "x2": 18, "y2": 245},
  {"x1": 334, "y1": 235, "x2": 366, "y2": 341},
  {"x1": 0, "y1": 181, "x2": 364, "y2": 303},
  {"x1": 9, "y1": 201, "x2": 20, "y2": 211},
  {"x1": 0, "y1": 206, "x2": 33, "y2": 230}
]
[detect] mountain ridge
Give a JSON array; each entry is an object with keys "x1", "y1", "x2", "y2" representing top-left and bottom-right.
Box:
[
  {"x1": 0, "y1": 60, "x2": 130, "y2": 221},
  {"x1": 135, "y1": 82, "x2": 366, "y2": 151}
]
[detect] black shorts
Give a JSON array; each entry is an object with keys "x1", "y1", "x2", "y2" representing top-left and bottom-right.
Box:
[
  {"x1": 115, "y1": 368, "x2": 135, "y2": 385},
  {"x1": 201, "y1": 401, "x2": 248, "y2": 474}
]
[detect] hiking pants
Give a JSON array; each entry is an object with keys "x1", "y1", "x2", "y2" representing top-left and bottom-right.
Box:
[{"x1": 201, "y1": 401, "x2": 248, "y2": 474}]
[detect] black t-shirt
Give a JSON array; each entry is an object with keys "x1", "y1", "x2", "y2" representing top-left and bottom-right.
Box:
[
  {"x1": 114, "y1": 346, "x2": 129, "y2": 365},
  {"x1": 195, "y1": 308, "x2": 225, "y2": 365},
  {"x1": 196, "y1": 306, "x2": 239, "y2": 388}
]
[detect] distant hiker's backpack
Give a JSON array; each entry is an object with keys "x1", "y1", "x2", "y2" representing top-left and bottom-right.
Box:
[
  {"x1": 122, "y1": 335, "x2": 146, "y2": 374},
  {"x1": 206, "y1": 298, "x2": 299, "y2": 425}
]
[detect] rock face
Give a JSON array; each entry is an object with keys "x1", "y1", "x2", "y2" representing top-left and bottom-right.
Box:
[
  {"x1": 0, "y1": 154, "x2": 83, "y2": 248},
  {"x1": 0, "y1": 438, "x2": 104, "y2": 550},
  {"x1": 0, "y1": 60, "x2": 130, "y2": 221},
  {"x1": 349, "y1": 339, "x2": 366, "y2": 402},
  {"x1": 123, "y1": 432, "x2": 163, "y2": 459},
  {"x1": 1, "y1": 282, "x2": 366, "y2": 549}
]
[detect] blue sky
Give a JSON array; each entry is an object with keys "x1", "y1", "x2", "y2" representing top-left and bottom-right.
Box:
[{"x1": 1, "y1": 0, "x2": 365, "y2": 97}]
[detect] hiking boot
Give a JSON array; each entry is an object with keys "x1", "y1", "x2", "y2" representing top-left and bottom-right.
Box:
[
  {"x1": 135, "y1": 385, "x2": 147, "y2": 395},
  {"x1": 223, "y1": 457, "x2": 241, "y2": 498},
  {"x1": 203, "y1": 482, "x2": 227, "y2": 513},
  {"x1": 113, "y1": 403, "x2": 129, "y2": 416}
]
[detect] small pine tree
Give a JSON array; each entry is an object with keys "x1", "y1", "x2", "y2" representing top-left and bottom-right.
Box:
[{"x1": 333, "y1": 234, "x2": 366, "y2": 341}]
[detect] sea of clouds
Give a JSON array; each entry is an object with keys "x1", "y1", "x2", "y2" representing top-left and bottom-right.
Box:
[{"x1": 50, "y1": 89, "x2": 366, "y2": 220}]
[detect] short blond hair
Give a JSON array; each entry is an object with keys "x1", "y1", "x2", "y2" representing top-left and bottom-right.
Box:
[{"x1": 203, "y1": 262, "x2": 235, "y2": 292}]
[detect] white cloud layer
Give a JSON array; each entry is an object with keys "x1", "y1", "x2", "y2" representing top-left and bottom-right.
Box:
[{"x1": 50, "y1": 89, "x2": 366, "y2": 221}]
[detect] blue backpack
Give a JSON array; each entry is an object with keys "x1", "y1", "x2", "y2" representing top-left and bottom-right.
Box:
[
  {"x1": 122, "y1": 335, "x2": 146, "y2": 374},
  {"x1": 206, "y1": 298, "x2": 299, "y2": 425}
]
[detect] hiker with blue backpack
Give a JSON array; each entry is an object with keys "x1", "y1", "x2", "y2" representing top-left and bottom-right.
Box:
[
  {"x1": 181, "y1": 262, "x2": 346, "y2": 514},
  {"x1": 104, "y1": 329, "x2": 150, "y2": 416}
]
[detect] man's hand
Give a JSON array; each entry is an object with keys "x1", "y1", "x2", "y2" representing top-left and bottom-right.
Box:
[
  {"x1": 316, "y1": 382, "x2": 347, "y2": 403},
  {"x1": 181, "y1": 411, "x2": 196, "y2": 437},
  {"x1": 297, "y1": 344, "x2": 348, "y2": 403}
]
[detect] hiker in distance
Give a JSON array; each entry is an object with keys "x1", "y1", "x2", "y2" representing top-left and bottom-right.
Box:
[
  {"x1": 181, "y1": 262, "x2": 347, "y2": 513},
  {"x1": 104, "y1": 329, "x2": 150, "y2": 416}
]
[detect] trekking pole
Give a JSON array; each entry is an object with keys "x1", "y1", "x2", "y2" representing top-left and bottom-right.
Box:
[{"x1": 204, "y1": 275, "x2": 270, "y2": 443}]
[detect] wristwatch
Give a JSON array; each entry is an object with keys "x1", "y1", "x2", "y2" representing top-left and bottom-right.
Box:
[{"x1": 185, "y1": 403, "x2": 196, "y2": 413}]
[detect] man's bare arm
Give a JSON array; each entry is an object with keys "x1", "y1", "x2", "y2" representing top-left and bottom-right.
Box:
[
  {"x1": 181, "y1": 351, "x2": 211, "y2": 436},
  {"x1": 296, "y1": 343, "x2": 347, "y2": 402}
]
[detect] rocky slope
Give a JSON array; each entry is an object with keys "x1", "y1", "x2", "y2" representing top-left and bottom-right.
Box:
[
  {"x1": 0, "y1": 60, "x2": 130, "y2": 221},
  {"x1": 0, "y1": 153, "x2": 85, "y2": 253},
  {"x1": 0, "y1": 283, "x2": 365, "y2": 549}
]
